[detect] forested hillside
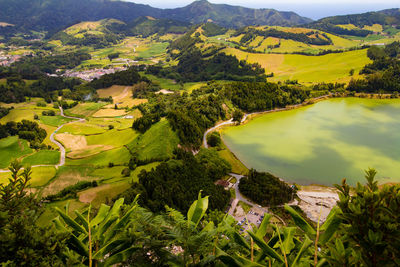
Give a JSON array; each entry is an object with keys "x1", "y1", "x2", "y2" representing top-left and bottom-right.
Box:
[{"x1": 0, "y1": 0, "x2": 311, "y2": 37}]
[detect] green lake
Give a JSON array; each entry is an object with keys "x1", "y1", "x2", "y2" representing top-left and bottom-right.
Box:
[{"x1": 222, "y1": 98, "x2": 400, "y2": 186}]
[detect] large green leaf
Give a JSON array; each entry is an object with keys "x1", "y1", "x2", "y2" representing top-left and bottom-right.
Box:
[
  {"x1": 187, "y1": 191, "x2": 209, "y2": 227},
  {"x1": 90, "y1": 204, "x2": 111, "y2": 227},
  {"x1": 103, "y1": 203, "x2": 137, "y2": 244},
  {"x1": 215, "y1": 246, "x2": 264, "y2": 267},
  {"x1": 74, "y1": 210, "x2": 89, "y2": 231},
  {"x1": 55, "y1": 207, "x2": 87, "y2": 235},
  {"x1": 103, "y1": 246, "x2": 140, "y2": 266},
  {"x1": 248, "y1": 231, "x2": 284, "y2": 263},
  {"x1": 291, "y1": 235, "x2": 313, "y2": 266},
  {"x1": 255, "y1": 213, "x2": 272, "y2": 239},
  {"x1": 69, "y1": 233, "x2": 89, "y2": 258},
  {"x1": 92, "y1": 239, "x2": 125, "y2": 260},
  {"x1": 284, "y1": 204, "x2": 316, "y2": 237},
  {"x1": 319, "y1": 207, "x2": 342, "y2": 245},
  {"x1": 281, "y1": 227, "x2": 296, "y2": 255},
  {"x1": 232, "y1": 231, "x2": 251, "y2": 251}
]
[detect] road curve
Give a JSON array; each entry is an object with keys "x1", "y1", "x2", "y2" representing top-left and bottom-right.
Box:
[{"x1": 0, "y1": 107, "x2": 83, "y2": 172}]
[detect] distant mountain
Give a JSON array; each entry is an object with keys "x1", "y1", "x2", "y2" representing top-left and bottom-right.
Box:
[
  {"x1": 307, "y1": 8, "x2": 400, "y2": 36},
  {"x1": 0, "y1": 0, "x2": 312, "y2": 36},
  {"x1": 128, "y1": 17, "x2": 191, "y2": 37},
  {"x1": 161, "y1": 0, "x2": 312, "y2": 28}
]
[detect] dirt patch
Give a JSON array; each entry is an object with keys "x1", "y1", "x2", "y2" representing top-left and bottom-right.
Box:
[
  {"x1": 42, "y1": 169, "x2": 98, "y2": 196},
  {"x1": 67, "y1": 145, "x2": 114, "y2": 159},
  {"x1": 156, "y1": 89, "x2": 174, "y2": 94},
  {"x1": 56, "y1": 133, "x2": 114, "y2": 158},
  {"x1": 78, "y1": 184, "x2": 111, "y2": 203},
  {"x1": 297, "y1": 186, "x2": 339, "y2": 223},
  {"x1": 92, "y1": 109, "x2": 128, "y2": 117},
  {"x1": 56, "y1": 133, "x2": 87, "y2": 150}
]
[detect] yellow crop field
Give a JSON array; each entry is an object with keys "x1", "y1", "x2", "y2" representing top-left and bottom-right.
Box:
[
  {"x1": 337, "y1": 24, "x2": 358, "y2": 30},
  {"x1": 363, "y1": 24, "x2": 383, "y2": 32},
  {"x1": 92, "y1": 109, "x2": 128, "y2": 118},
  {"x1": 248, "y1": 36, "x2": 264, "y2": 47},
  {"x1": 271, "y1": 39, "x2": 311, "y2": 53},
  {"x1": 223, "y1": 47, "x2": 371, "y2": 84}
]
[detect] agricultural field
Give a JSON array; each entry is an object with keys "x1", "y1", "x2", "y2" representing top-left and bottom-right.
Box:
[
  {"x1": 76, "y1": 35, "x2": 171, "y2": 69},
  {"x1": 0, "y1": 100, "x2": 58, "y2": 124},
  {"x1": 0, "y1": 136, "x2": 33, "y2": 168},
  {"x1": 223, "y1": 47, "x2": 371, "y2": 84},
  {"x1": 0, "y1": 166, "x2": 56, "y2": 187},
  {"x1": 21, "y1": 150, "x2": 60, "y2": 166},
  {"x1": 64, "y1": 102, "x2": 106, "y2": 117},
  {"x1": 97, "y1": 85, "x2": 148, "y2": 108}
]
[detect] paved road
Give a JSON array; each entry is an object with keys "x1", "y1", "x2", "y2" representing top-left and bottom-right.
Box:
[
  {"x1": 228, "y1": 173, "x2": 269, "y2": 214},
  {"x1": 0, "y1": 107, "x2": 83, "y2": 172}
]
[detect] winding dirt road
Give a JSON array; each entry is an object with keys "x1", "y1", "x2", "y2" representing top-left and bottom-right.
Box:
[{"x1": 0, "y1": 107, "x2": 83, "y2": 172}]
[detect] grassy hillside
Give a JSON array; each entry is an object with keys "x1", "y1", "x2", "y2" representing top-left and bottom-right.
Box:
[
  {"x1": 223, "y1": 47, "x2": 371, "y2": 84},
  {"x1": 126, "y1": 119, "x2": 179, "y2": 161},
  {"x1": 0, "y1": 136, "x2": 32, "y2": 168}
]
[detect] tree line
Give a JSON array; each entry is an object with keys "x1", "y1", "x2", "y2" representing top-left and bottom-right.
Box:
[
  {"x1": 118, "y1": 149, "x2": 231, "y2": 213},
  {"x1": 239, "y1": 169, "x2": 296, "y2": 206},
  {"x1": 0, "y1": 120, "x2": 47, "y2": 148}
]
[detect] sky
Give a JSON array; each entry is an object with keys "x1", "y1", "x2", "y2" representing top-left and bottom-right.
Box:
[{"x1": 126, "y1": 0, "x2": 400, "y2": 20}]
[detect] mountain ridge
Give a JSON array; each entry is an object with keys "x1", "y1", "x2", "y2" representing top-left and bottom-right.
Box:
[{"x1": 0, "y1": 0, "x2": 312, "y2": 35}]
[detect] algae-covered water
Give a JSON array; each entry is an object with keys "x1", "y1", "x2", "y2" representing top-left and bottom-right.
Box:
[{"x1": 222, "y1": 98, "x2": 400, "y2": 186}]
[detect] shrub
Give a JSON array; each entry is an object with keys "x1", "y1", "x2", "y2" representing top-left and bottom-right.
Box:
[{"x1": 121, "y1": 168, "x2": 131, "y2": 177}]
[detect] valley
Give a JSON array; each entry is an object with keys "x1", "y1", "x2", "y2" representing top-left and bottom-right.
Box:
[{"x1": 0, "y1": 1, "x2": 399, "y2": 265}]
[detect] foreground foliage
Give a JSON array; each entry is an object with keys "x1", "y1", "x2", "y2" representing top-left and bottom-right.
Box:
[{"x1": 1, "y1": 162, "x2": 399, "y2": 266}]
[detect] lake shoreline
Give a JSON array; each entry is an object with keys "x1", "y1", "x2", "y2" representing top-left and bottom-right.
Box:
[{"x1": 212, "y1": 94, "x2": 400, "y2": 221}]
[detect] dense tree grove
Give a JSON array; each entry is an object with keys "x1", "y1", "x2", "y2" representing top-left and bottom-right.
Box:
[
  {"x1": 348, "y1": 42, "x2": 400, "y2": 93},
  {"x1": 0, "y1": 75, "x2": 83, "y2": 103},
  {"x1": 131, "y1": 113, "x2": 161, "y2": 133},
  {"x1": 225, "y1": 82, "x2": 310, "y2": 112},
  {"x1": 235, "y1": 27, "x2": 332, "y2": 46},
  {"x1": 11, "y1": 51, "x2": 91, "y2": 75},
  {"x1": 89, "y1": 67, "x2": 150, "y2": 89},
  {"x1": 201, "y1": 22, "x2": 228, "y2": 37},
  {"x1": 0, "y1": 120, "x2": 47, "y2": 145},
  {"x1": 239, "y1": 169, "x2": 296, "y2": 206},
  {"x1": 119, "y1": 149, "x2": 231, "y2": 213},
  {"x1": 148, "y1": 48, "x2": 266, "y2": 82},
  {"x1": 0, "y1": 106, "x2": 10, "y2": 119}
]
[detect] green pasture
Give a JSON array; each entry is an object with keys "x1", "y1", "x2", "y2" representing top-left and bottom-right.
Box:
[
  {"x1": 91, "y1": 162, "x2": 160, "y2": 184},
  {"x1": 21, "y1": 150, "x2": 60, "y2": 166},
  {"x1": 40, "y1": 115, "x2": 74, "y2": 127},
  {"x1": 0, "y1": 136, "x2": 33, "y2": 168},
  {"x1": 65, "y1": 102, "x2": 106, "y2": 117},
  {"x1": 137, "y1": 42, "x2": 168, "y2": 58},
  {"x1": 142, "y1": 73, "x2": 206, "y2": 92},
  {"x1": 126, "y1": 119, "x2": 179, "y2": 161},
  {"x1": 59, "y1": 122, "x2": 106, "y2": 135},
  {"x1": 66, "y1": 147, "x2": 131, "y2": 167},
  {"x1": 84, "y1": 117, "x2": 136, "y2": 130},
  {"x1": 223, "y1": 47, "x2": 371, "y2": 84},
  {"x1": 86, "y1": 128, "x2": 138, "y2": 147},
  {"x1": 0, "y1": 166, "x2": 56, "y2": 187}
]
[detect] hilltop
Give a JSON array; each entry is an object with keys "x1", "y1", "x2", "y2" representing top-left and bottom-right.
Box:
[
  {"x1": 0, "y1": 0, "x2": 311, "y2": 37},
  {"x1": 308, "y1": 8, "x2": 400, "y2": 37}
]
